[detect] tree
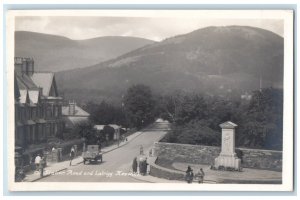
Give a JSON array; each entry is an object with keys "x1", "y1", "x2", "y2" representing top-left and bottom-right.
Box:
[
  {"x1": 87, "y1": 100, "x2": 127, "y2": 127},
  {"x1": 162, "y1": 120, "x2": 220, "y2": 146},
  {"x1": 159, "y1": 91, "x2": 185, "y2": 123},
  {"x1": 124, "y1": 84, "x2": 156, "y2": 128},
  {"x1": 175, "y1": 93, "x2": 208, "y2": 125},
  {"x1": 73, "y1": 121, "x2": 98, "y2": 145},
  {"x1": 237, "y1": 88, "x2": 283, "y2": 150}
]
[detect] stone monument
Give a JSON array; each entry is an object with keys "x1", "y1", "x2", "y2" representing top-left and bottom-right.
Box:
[{"x1": 214, "y1": 121, "x2": 241, "y2": 170}]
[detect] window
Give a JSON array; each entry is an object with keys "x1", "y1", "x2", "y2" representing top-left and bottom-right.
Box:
[
  {"x1": 31, "y1": 107, "x2": 36, "y2": 119},
  {"x1": 40, "y1": 105, "x2": 44, "y2": 118},
  {"x1": 54, "y1": 123, "x2": 58, "y2": 135}
]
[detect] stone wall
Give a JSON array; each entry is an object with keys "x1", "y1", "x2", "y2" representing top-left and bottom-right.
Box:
[
  {"x1": 148, "y1": 157, "x2": 186, "y2": 180},
  {"x1": 153, "y1": 142, "x2": 282, "y2": 171}
]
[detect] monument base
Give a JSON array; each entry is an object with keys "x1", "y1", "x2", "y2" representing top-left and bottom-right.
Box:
[{"x1": 214, "y1": 154, "x2": 241, "y2": 170}]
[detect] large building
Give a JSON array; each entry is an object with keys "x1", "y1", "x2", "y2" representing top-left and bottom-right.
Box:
[{"x1": 14, "y1": 57, "x2": 64, "y2": 149}]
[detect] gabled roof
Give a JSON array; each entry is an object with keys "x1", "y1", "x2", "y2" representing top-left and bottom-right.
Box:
[
  {"x1": 62, "y1": 105, "x2": 90, "y2": 117},
  {"x1": 19, "y1": 90, "x2": 29, "y2": 104},
  {"x1": 219, "y1": 121, "x2": 238, "y2": 129},
  {"x1": 28, "y1": 90, "x2": 39, "y2": 104},
  {"x1": 31, "y1": 72, "x2": 55, "y2": 97},
  {"x1": 94, "y1": 124, "x2": 120, "y2": 130},
  {"x1": 16, "y1": 74, "x2": 38, "y2": 90},
  {"x1": 64, "y1": 116, "x2": 89, "y2": 128},
  {"x1": 109, "y1": 124, "x2": 121, "y2": 129}
]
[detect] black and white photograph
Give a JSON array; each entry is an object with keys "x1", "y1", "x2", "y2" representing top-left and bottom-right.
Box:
[{"x1": 6, "y1": 10, "x2": 294, "y2": 191}]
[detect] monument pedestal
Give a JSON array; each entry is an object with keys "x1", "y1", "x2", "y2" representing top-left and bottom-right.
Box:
[
  {"x1": 214, "y1": 154, "x2": 241, "y2": 170},
  {"x1": 214, "y1": 121, "x2": 241, "y2": 171}
]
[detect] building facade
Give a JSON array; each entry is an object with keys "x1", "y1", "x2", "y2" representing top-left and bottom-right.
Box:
[
  {"x1": 14, "y1": 57, "x2": 64, "y2": 149},
  {"x1": 62, "y1": 101, "x2": 90, "y2": 139}
]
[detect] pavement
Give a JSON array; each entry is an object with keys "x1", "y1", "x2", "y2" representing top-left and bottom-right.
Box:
[
  {"x1": 127, "y1": 161, "x2": 281, "y2": 184},
  {"x1": 24, "y1": 130, "x2": 144, "y2": 182},
  {"x1": 129, "y1": 171, "x2": 183, "y2": 183},
  {"x1": 171, "y1": 162, "x2": 282, "y2": 184}
]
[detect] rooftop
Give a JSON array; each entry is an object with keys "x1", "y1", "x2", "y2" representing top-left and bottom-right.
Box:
[
  {"x1": 31, "y1": 72, "x2": 54, "y2": 96},
  {"x1": 62, "y1": 105, "x2": 90, "y2": 117}
]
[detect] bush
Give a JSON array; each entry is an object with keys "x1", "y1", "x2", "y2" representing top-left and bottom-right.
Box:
[{"x1": 161, "y1": 120, "x2": 220, "y2": 146}]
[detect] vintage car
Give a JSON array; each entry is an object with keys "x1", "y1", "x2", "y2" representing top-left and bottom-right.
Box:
[{"x1": 82, "y1": 145, "x2": 103, "y2": 164}]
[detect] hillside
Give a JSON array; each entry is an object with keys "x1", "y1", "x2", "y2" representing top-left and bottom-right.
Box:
[
  {"x1": 15, "y1": 31, "x2": 154, "y2": 72},
  {"x1": 55, "y1": 26, "x2": 283, "y2": 104}
]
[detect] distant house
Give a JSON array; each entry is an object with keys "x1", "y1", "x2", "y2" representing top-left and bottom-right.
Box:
[
  {"x1": 241, "y1": 92, "x2": 252, "y2": 100},
  {"x1": 62, "y1": 101, "x2": 90, "y2": 137},
  {"x1": 14, "y1": 57, "x2": 64, "y2": 148},
  {"x1": 94, "y1": 124, "x2": 121, "y2": 141}
]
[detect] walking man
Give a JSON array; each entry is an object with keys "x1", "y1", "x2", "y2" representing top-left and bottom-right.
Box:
[
  {"x1": 140, "y1": 145, "x2": 144, "y2": 155},
  {"x1": 34, "y1": 154, "x2": 41, "y2": 171},
  {"x1": 69, "y1": 147, "x2": 75, "y2": 166},
  {"x1": 196, "y1": 168, "x2": 205, "y2": 184},
  {"x1": 39, "y1": 156, "x2": 46, "y2": 178}
]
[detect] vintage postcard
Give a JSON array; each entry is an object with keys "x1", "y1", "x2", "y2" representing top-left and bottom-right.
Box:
[{"x1": 6, "y1": 9, "x2": 294, "y2": 191}]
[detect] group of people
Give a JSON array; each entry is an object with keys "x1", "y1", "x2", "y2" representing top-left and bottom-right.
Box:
[
  {"x1": 132, "y1": 145, "x2": 148, "y2": 175},
  {"x1": 32, "y1": 146, "x2": 77, "y2": 178},
  {"x1": 185, "y1": 166, "x2": 205, "y2": 184},
  {"x1": 132, "y1": 156, "x2": 148, "y2": 175}
]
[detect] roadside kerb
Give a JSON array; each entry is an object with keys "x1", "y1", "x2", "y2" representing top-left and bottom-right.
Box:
[
  {"x1": 30, "y1": 167, "x2": 67, "y2": 182},
  {"x1": 101, "y1": 131, "x2": 143, "y2": 154}
]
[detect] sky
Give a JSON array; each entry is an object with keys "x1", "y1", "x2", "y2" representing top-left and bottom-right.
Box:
[{"x1": 15, "y1": 16, "x2": 283, "y2": 41}]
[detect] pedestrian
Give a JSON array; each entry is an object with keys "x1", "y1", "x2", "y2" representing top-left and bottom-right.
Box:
[
  {"x1": 34, "y1": 154, "x2": 41, "y2": 170},
  {"x1": 196, "y1": 168, "x2": 205, "y2": 184},
  {"x1": 39, "y1": 156, "x2": 45, "y2": 178},
  {"x1": 139, "y1": 160, "x2": 146, "y2": 175},
  {"x1": 144, "y1": 157, "x2": 149, "y2": 175},
  {"x1": 149, "y1": 149, "x2": 152, "y2": 157},
  {"x1": 132, "y1": 157, "x2": 138, "y2": 173},
  {"x1": 185, "y1": 166, "x2": 194, "y2": 184},
  {"x1": 69, "y1": 147, "x2": 75, "y2": 166},
  {"x1": 140, "y1": 145, "x2": 144, "y2": 155}
]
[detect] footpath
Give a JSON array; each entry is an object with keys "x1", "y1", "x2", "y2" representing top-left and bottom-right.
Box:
[
  {"x1": 129, "y1": 162, "x2": 281, "y2": 184},
  {"x1": 171, "y1": 162, "x2": 282, "y2": 184},
  {"x1": 23, "y1": 130, "x2": 143, "y2": 182}
]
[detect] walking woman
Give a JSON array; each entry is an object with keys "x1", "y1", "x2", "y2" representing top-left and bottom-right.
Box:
[{"x1": 132, "y1": 157, "x2": 138, "y2": 173}]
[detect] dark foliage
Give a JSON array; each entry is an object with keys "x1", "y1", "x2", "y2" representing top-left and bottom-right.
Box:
[
  {"x1": 123, "y1": 84, "x2": 156, "y2": 129},
  {"x1": 84, "y1": 100, "x2": 128, "y2": 128},
  {"x1": 160, "y1": 88, "x2": 283, "y2": 150}
]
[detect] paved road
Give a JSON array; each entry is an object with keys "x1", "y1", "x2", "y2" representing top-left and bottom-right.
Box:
[{"x1": 40, "y1": 121, "x2": 169, "y2": 182}]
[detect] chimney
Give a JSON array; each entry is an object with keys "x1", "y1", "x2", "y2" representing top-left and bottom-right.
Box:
[
  {"x1": 22, "y1": 59, "x2": 27, "y2": 75},
  {"x1": 68, "y1": 100, "x2": 76, "y2": 116},
  {"x1": 14, "y1": 57, "x2": 35, "y2": 76},
  {"x1": 14, "y1": 57, "x2": 23, "y2": 75},
  {"x1": 27, "y1": 58, "x2": 34, "y2": 76}
]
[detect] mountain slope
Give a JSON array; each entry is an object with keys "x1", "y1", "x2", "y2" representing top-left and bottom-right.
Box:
[
  {"x1": 15, "y1": 31, "x2": 155, "y2": 72},
  {"x1": 56, "y1": 26, "x2": 283, "y2": 103}
]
